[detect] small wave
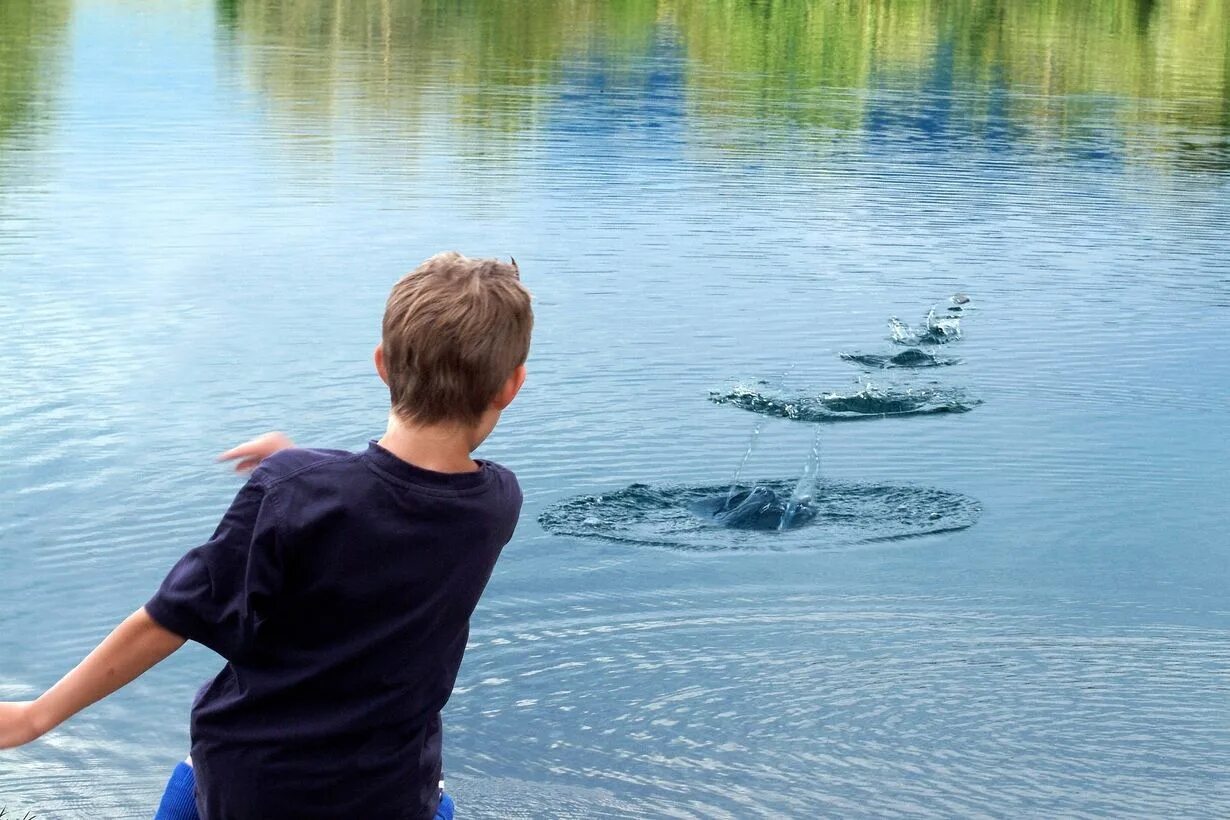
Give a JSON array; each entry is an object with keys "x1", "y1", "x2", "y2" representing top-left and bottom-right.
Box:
[
  {"x1": 710, "y1": 383, "x2": 980, "y2": 421},
  {"x1": 538, "y1": 480, "x2": 981, "y2": 551},
  {"x1": 453, "y1": 591, "x2": 1230, "y2": 818},
  {"x1": 840, "y1": 348, "x2": 959, "y2": 369}
]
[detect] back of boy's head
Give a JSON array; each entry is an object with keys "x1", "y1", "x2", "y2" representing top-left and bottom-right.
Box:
[{"x1": 382, "y1": 252, "x2": 533, "y2": 427}]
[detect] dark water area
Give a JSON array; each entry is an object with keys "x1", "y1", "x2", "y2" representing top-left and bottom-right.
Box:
[{"x1": 2, "y1": 1, "x2": 1230, "y2": 817}]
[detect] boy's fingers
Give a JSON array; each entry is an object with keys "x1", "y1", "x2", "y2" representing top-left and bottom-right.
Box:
[
  {"x1": 218, "y1": 434, "x2": 278, "y2": 462},
  {"x1": 216, "y1": 432, "x2": 293, "y2": 466},
  {"x1": 217, "y1": 443, "x2": 256, "y2": 462}
]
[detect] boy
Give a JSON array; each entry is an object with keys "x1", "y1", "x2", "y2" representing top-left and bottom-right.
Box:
[{"x1": 0, "y1": 252, "x2": 532, "y2": 819}]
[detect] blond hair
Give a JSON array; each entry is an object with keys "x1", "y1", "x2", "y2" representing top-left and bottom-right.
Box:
[{"x1": 382, "y1": 252, "x2": 532, "y2": 426}]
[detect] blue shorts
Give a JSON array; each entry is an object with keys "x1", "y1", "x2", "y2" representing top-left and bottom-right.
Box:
[{"x1": 154, "y1": 760, "x2": 456, "y2": 819}]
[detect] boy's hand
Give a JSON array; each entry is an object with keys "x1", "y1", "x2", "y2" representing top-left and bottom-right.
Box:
[
  {"x1": 218, "y1": 432, "x2": 296, "y2": 473},
  {"x1": 0, "y1": 701, "x2": 41, "y2": 749}
]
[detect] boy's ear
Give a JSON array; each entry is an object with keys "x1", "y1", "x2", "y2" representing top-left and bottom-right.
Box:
[
  {"x1": 492, "y1": 364, "x2": 527, "y2": 410},
  {"x1": 374, "y1": 344, "x2": 389, "y2": 386}
]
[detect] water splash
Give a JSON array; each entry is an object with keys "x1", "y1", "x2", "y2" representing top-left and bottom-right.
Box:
[
  {"x1": 888, "y1": 294, "x2": 971, "y2": 345},
  {"x1": 890, "y1": 308, "x2": 962, "y2": 345},
  {"x1": 723, "y1": 362, "x2": 798, "y2": 504},
  {"x1": 708, "y1": 486, "x2": 816, "y2": 531},
  {"x1": 726, "y1": 418, "x2": 766, "y2": 504},
  {"x1": 780, "y1": 427, "x2": 822, "y2": 531},
  {"x1": 840, "y1": 348, "x2": 959, "y2": 369},
  {"x1": 540, "y1": 480, "x2": 981, "y2": 551},
  {"x1": 710, "y1": 382, "x2": 981, "y2": 421}
]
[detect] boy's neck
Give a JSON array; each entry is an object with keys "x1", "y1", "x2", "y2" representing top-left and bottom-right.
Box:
[{"x1": 377, "y1": 414, "x2": 481, "y2": 474}]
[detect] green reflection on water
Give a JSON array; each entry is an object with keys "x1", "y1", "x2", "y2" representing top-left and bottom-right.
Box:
[
  {"x1": 220, "y1": 0, "x2": 1230, "y2": 168},
  {"x1": 0, "y1": 0, "x2": 70, "y2": 146},
  {"x1": 218, "y1": 0, "x2": 662, "y2": 136}
]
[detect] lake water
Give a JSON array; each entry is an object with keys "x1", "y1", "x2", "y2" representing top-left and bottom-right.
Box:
[{"x1": 2, "y1": 1, "x2": 1229, "y2": 817}]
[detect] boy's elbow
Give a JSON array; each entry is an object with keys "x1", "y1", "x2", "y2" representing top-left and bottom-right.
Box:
[{"x1": 135, "y1": 607, "x2": 189, "y2": 654}]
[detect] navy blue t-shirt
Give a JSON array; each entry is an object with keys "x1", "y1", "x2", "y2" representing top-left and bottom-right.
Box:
[{"x1": 145, "y1": 442, "x2": 521, "y2": 820}]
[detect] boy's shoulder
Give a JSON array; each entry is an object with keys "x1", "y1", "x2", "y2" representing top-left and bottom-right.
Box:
[
  {"x1": 249, "y1": 446, "x2": 520, "y2": 495},
  {"x1": 249, "y1": 447, "x2": 360, "y2": 488},
  {"x1": 246, "y1": 447, "x2": 521, "y2": 541}
]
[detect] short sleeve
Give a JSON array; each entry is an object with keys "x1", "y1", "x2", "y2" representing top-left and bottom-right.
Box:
[{"x1": 145, "y1": 474, "x2": 284, "y2": 660}]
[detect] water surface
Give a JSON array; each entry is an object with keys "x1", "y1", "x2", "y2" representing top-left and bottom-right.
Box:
[{"x1": 1, "y1": 1, "x2": 1229, "y2": 817}]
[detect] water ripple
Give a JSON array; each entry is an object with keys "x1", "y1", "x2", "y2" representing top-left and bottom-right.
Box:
[
  {"x1": 539, "y1": 480, "x2": 981, "y2": 551},
  {"x1": 452, "y1": 590, "x2": 1230, "y2": 818}
]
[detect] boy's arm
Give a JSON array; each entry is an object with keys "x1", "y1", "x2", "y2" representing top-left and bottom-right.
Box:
[{"x1": 0, "y1": 607, "x2": 184, "y2": 749}]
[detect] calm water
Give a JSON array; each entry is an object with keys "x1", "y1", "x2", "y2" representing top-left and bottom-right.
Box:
[{"x1": 2, "y1": 1, "x2": 1229, "y2": 816}]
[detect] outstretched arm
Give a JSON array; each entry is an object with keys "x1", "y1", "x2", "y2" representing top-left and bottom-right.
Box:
[
  {"x1": 2, "y1": 436, "x2": 290, "y2": 749},
  {"x1": 0, "y1": 607, "x2": 185, "y2": 749}
]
